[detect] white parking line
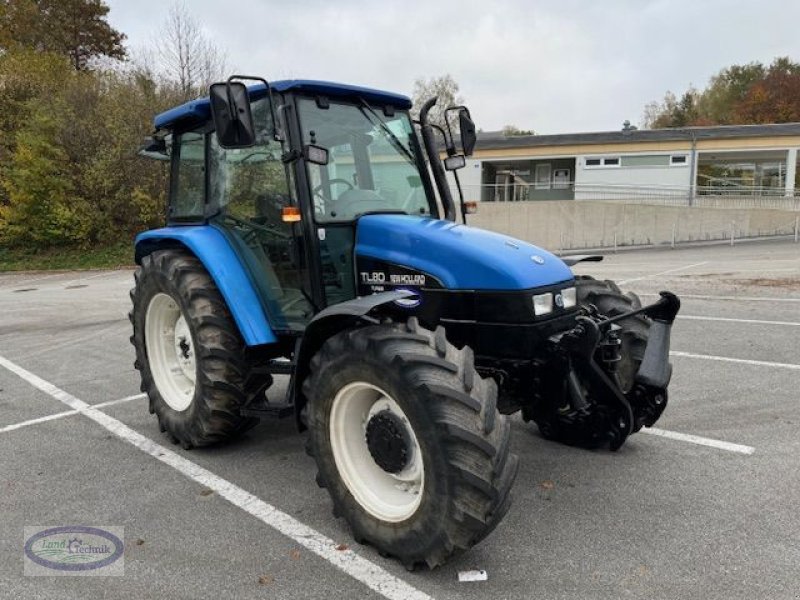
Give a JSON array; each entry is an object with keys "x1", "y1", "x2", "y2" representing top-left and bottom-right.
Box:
[
  {"x1": 617, "y1": 261, "x2": 708, "y2": 285},
  {"x1": 680, "y1": 315, "x2": 800, "y2": 327},
  {"x1": 641, "y1": 427, "x2": 755, "y2": 455},
  {"x1": 642, "y1": 293, "x2": 800, "y2": 303},
  {"x1": 0, "y1": 393, "x2": 145, "y2": 434},
  {"x1": 670, "y1": 351, "x2": 800, "y2": 371},
  {"x1": 0, "y1": 355, "x2": 431, "y2": 600}
]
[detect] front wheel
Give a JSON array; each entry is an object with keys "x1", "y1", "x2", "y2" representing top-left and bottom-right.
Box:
[{"x1": 303, "y1": 318, "x2": 518, "y2": 569}]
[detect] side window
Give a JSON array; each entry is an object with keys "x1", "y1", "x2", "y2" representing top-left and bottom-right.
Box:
[{"x1": 170, "y1": 131, "x2": 205, "y2": 220}]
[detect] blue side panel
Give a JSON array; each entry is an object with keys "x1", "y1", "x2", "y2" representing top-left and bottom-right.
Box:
[
  {"x1": 154, "y1": 79, "x2": 412, "y2": 130},
  {"x1": 356, "y1": 215, "x2": 574, "y2": 290},
  {"x1": 135, "y1": 226, "x2": 277, "y2": 347}
]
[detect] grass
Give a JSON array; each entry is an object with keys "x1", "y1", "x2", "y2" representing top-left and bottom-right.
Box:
[{"x1": 0, "y1": 242, "x2": 133, "y2": 272}]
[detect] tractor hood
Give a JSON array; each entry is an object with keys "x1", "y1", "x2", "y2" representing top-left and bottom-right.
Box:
[{"x1": 355, "y1": 214, "x2": 573, "y2": 290}]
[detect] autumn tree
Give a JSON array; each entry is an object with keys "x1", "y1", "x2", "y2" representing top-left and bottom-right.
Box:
[
  {"x1": 643, "y1": 57, "x2": 800, "y2": 128},
  {"x1": 0, "y1": 0, "x2": 126, "y2": 69},
  {"x1": 734, "y1": 57, "x2": 800, "y2": 123},
  {"x1": 0, "y1": 52, "x2": 168, "y2": 248},
  {"x1": 698, "y1": 62, "x2": 765, "y2": 124}
]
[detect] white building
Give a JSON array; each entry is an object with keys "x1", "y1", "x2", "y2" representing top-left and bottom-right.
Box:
[{"x1": 455, "y1": 123, "x2": 800, "y2": 203}]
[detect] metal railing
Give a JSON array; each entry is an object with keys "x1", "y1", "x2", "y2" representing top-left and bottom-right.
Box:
[{"x1": 450, "y1": 182, "x2": 800, "y2": 210}]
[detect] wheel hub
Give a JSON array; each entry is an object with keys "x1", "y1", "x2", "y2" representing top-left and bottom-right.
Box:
[
  {"x1": 328, "y1": 382, "x2": 424, "y2": 522},
  {"x1": 145, "y1": 293, "x2": 196, "y2": 412},
  {"x1": 365, "y1": 410, "x2": 411, "y2": 474}
]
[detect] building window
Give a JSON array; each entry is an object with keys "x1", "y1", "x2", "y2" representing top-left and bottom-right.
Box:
[
  {"x1": 534, "y1": 163, "x2": 551, "y2": 189},
  {"x1": 621, "y1": 154, "x2": 670, "y2": 167},
  {"x1": 670, "y1": 155, "x2": 688, "y2": 166},
  {"x1": 584, "y1": 156, "x2": 620, "y2": 168}
]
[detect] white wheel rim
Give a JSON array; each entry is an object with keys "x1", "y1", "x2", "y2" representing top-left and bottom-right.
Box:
[
  {"x1": 145, "y1": 293, "x2": 196, "y2": 412},
  {"x1": 329, "y1": 381, "x2": 424, "y2": 522}
]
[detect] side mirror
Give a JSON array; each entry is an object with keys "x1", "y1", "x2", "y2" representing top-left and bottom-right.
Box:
[
  {"x1": 304, "y1": 144, "x2": 329, "y2": 165},
  {"x1": 459, "y1": 109, "x2": 477, "y2": 156},
  {"x1": 209, "y1": 81, "x2": 256, "y2": 148},
  {"x1": 138, "y1": 136, "x2": 169, "y2": 161},
  {"x1": 444, "y1": 154, "x2": 466, "y2": 171}
]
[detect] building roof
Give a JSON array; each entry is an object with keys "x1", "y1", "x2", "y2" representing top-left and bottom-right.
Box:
[
  {"x1": 154, "y1": 79, "x2": 413, "y2": 130},
  {"x1": 475, "y1": 122, "x2": 800, "y2": 150}
]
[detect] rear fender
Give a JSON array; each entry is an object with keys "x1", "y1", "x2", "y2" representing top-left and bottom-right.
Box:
[
  {"x1": 292, "y1": 290, "x2": 415, "y2": 430},
  {"x1": 135, "y1": 226, "x2": 277, "y2": 346}
]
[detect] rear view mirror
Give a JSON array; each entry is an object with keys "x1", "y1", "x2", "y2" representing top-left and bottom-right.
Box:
[
  {"x1": 459, "y1": 109, "x2": 477, "y2": 156},
  {"x1": 444, "y1": 155, "x2": 466, "y2": 171},
  {"x1": 304, "y1": 144, "x2": 329, "y2": 165},
  {"x1": 209, "y1": 81, "x2": 256, "y2": 148}
]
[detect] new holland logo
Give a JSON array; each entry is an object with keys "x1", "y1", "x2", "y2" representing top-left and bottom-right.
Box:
[{"x1": 554, "y1": 294, "x2": 564, "y2": 308}]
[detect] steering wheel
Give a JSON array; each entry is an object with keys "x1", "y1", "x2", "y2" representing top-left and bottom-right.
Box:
[{"x1": 313, "y1": 178, "x2": 354, "y2": 200}]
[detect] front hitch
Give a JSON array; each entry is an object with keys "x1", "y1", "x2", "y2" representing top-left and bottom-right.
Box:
[
  {"x1": 556, "y1": 317, "x2": 635, "y2": 450},
  {"x1": 550, "y1": 290, "x2": 681, "y2": 449}
]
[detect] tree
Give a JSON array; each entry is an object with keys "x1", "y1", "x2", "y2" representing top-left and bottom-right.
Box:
[
  {"x1": 411, "y1": 74, "x2": 464, "y2": 131},
  {"x1": 502, "y1": 125, "x2": 534, "y2": 136},
  {"x1": 734, "y1": 58, "x2": 800, "y2": 123},
  {"x1": 698, "y1": 62, "x2": 765, "y2": 124},
  {"x1": 643, "y1": 88, "x2": 700, "y2": 128},
  {"x1": 0, "y1": 51, "x2": 168, "y2": 248},
  {"x1": 0, "y1": 0, "x2": 126, "y2": 70},
  {"x1": 153, "y1": 2, "x2": 228, "y2": 101},
  {"x1": 642, "y1": 57, "x2": 800, "y2": 128}
]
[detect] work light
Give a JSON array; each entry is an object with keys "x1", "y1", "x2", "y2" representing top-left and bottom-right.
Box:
[
  {"x1": 561, "y1": 287, "x2": 577, "y2": 309},
  {"x1": 532, "y1": 292, "x2": 554, "y2": 316}
]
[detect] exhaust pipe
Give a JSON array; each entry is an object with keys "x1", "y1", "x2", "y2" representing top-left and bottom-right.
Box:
[{"x1": 419, "y1": 97, "x2": 457, "y2": 221}]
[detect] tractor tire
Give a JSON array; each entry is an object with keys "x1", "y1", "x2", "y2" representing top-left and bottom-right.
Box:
[
  {"x1": 303, "y1": 317, "x2": 518, "y2": 570},
  {"x1": 129, "y1": 249, "x2": 263, "y2": 449},
  {"x1": 576, "y1": 276, "x2": 649, "y2": 396}
]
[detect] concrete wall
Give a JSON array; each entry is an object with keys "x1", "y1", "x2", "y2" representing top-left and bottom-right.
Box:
[{"x1": 467, "y1": 200, "x2": 798, "y2": 250}]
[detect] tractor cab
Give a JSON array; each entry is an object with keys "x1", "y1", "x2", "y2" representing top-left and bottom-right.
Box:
[{"x1": 140, "y1": 79, "x2": 469, "y2": 337}]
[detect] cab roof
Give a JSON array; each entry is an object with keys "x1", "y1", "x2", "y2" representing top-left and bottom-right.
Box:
[{"x1": 153, "y1": 79, "x2": 413, "y2": 130}]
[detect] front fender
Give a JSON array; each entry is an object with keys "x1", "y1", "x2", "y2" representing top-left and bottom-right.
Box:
[
  {"x1": 135, "y1": 226, "x2": 277, "y2": 346},
  {"x1": 292, "y1": 290, "x2": 415, "y2": 430}
]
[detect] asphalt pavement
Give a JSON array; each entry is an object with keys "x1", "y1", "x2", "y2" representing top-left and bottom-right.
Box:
[{"x1": 1, "y1": 238, "x2": 798, "y2": 599}]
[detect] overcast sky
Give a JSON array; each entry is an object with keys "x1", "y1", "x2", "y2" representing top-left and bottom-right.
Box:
[{"x1": 106, "y1": 0, "x2": 800, "y2": 134}]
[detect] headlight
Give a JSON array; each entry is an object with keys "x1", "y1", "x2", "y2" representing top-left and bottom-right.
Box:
[
  {"x1": 532, "y1": 292, "x2": 553, "y2": 316},
  {"x1": 561, "y1": 286, "x2": 577, "y2": 309}
]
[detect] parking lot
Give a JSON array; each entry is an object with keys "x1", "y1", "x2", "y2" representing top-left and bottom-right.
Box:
[{"x1": 1, "y1": 238, "x2": 798, "y2": 599}]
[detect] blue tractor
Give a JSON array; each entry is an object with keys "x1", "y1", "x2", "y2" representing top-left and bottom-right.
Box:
[{"x1": 131, "y1": 77, "x2": 680, "y2": 569}]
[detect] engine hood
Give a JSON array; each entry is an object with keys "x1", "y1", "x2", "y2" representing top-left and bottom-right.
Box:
[{"x1": 355, "y1": 214, "x2": 573, "y2": 290}]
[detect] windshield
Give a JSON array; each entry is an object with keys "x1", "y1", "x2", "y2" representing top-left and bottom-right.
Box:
[{"x1": 297, "y1": 98, "x2": 433, "y2": 223}]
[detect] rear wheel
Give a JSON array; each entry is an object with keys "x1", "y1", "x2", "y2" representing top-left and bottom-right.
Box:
[
  {"x1": 130, "y1": 249, "x2": 263, "y2": 448},
  {"x1": 303, "y1": 317, "x2": 518, "y2": 569}
]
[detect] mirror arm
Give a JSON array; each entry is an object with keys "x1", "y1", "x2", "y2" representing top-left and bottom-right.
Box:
[
  {"x1": 430, "y1": 123, "x2": 456, "y2": 157},
  {"x1": 419, "y1": 97, "x2": 457, "y2": 222},
  {"x1": 443, "y1": 106, "x2": 464, "y2": 155},
  {"x1": 227, "y1": 75, "x2": 282, "y2": 141}
]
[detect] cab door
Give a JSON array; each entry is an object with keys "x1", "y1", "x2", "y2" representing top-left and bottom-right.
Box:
[{"x1": 206, "y1": 100, "x2": 315, "y2": 332}]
